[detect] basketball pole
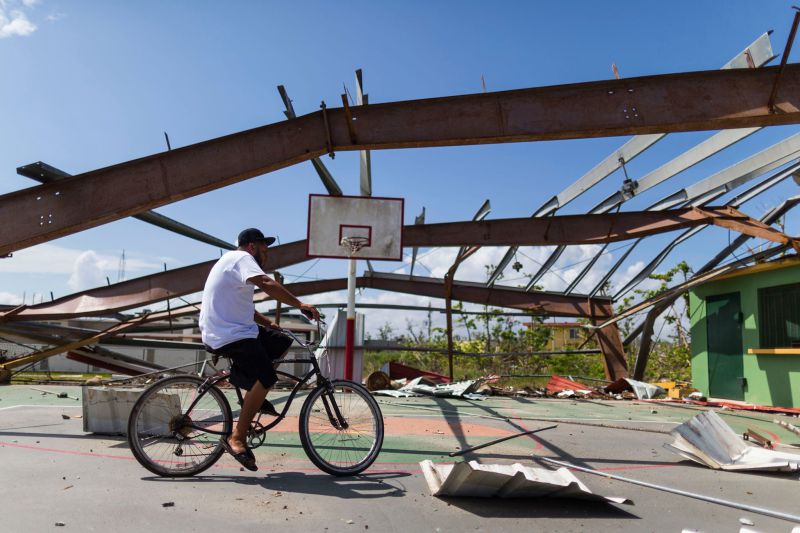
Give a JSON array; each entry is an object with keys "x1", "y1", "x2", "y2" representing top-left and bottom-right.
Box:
[{"x1": 345, "y1": 255, "x2": 356, "y2": 381}]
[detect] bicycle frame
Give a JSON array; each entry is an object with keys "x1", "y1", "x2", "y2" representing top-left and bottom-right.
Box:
[{"x1": 183, "y1": 326, "x2": 348, "y2": 438}]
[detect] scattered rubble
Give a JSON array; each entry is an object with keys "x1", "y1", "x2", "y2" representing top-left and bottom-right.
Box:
[
  {"x1": 420, "y1": 460, "x2": 632, "y2": 504},
  {"x1": 665, "y1": 410, "x2": 800, "y2": 472},
  {"x1": 605, "y1": 378, "x2": 666, "y2": 399},
  {"x1": 372, "y1": 376, "x2": 495, "y2": 400}
]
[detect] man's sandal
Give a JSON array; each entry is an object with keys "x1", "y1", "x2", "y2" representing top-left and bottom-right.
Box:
[{"x1": 220, "y1": 438, "x2": 257, "y2": 471}]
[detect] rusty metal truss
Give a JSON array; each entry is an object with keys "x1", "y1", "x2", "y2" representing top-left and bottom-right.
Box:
[
  {"x1": 4, "y1": 29, "x2": 800, "y2": 383},
  {"x1": 2, "y1": 65, "x2": 800, "y2": 256}
]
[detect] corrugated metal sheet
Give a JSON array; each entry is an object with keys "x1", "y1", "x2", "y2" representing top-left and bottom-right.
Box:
[
  {"x1": 665, "y1": 410, "x2": 800, "y2": 471},
  {"x1": 420, "y1": 460, "x2": 632, "y2": 504}
]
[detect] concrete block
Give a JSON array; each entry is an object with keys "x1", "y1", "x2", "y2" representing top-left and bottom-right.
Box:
[{"x1": 82, "y1": 386, "x2": 180, "y2": 435}]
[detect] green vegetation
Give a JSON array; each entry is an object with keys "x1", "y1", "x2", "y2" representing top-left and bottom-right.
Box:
[
  {"x1": 364, "y1": 261, "x2": 693, "y2": 385},
  {"x1": 616, "y1": 261, "x2": 693, "y2": 382}
]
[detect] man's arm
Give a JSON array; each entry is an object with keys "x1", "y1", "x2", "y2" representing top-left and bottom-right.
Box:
[
  {"x1": 248, "y1": 275, "x2": 321, "y2": 320},
  {"x1": 254, "y1": 312, "x2": 278, "y2": 329}
]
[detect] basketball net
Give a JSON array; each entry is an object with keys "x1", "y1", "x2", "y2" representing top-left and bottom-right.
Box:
[{"x1": 340, "y1": 236, "x2": 369, "y2": 258}]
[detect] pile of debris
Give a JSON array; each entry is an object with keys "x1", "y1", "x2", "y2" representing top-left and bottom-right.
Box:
[
  {"x1": 369, "y1": 374, "x2": 496, "y2": 400},
  {"x1": 368, "y1": 366, "x2": 674, "y2": 401}
]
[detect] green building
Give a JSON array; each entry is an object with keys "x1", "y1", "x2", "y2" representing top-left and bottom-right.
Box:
[{"x1": 689, "y1": 256, "x2": 800, "y2": 408}]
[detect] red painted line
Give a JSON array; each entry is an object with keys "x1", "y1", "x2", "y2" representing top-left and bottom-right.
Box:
[
  {"x1": 0, "y1": 440, "x2": 417, "y2": 474},
  {"x1": 1, "y1": 440, "x2": 136, "y2": 461}
]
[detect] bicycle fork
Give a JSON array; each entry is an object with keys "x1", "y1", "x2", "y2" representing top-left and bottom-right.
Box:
[{"x1": 320, "y1": 384, "x2": 349, "y2": 430}]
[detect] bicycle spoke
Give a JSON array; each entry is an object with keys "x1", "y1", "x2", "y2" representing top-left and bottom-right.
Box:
[
  {"x1": 301, "y1": 382, "x2": 383, "y2": 474},
  {"x1": 128, "y1": 376, "x2": 231, "y2": 477}
]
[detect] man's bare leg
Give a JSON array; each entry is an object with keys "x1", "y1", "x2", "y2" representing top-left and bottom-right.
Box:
[
  {"x1": 228, "y1": 347, "x2": 290, "y2": 455},
  {"x1": 229, "y1": 380, "x2": 269, "y2": 455}
]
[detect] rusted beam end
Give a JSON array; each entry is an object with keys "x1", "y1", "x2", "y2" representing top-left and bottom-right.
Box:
[
  {"x1": 591, "y1": 318, "x2": 629, "y2": 381},
  {"x1": 0, "y1": 366, "x2": 10, "y2": 383}
]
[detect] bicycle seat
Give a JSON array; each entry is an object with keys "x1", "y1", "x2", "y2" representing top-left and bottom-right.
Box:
[{"x1": 204, "y1": 345, "x2": 229, "y2": 366}]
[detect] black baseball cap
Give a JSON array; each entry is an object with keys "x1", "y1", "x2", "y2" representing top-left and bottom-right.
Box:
[{"x1": 237, "y1": 228, "x2": 276, "y2": 247}]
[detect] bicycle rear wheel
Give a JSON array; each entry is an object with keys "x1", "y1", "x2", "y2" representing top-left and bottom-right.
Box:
[
  {"x1": 127, "y1": 375, "x2": 232, "y2": 477},
  {"x1": 299, "y1": 380, "x2": 384, "y2": 476}
]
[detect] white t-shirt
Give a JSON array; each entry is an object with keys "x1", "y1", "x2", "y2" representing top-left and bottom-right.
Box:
[{"x1": 199, "y1": 250, "x2": 267, "y2": 349}]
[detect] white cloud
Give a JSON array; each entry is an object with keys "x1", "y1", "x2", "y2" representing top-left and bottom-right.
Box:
[
  {"x1": 21, "y1": 0, "x2": 39, "y2": 7},
  {"x1": 67, "y1": 250, "x2": 107, "y2": 291},
  {"x1": 0, "y1": 291, "x2": 22, "y2": 305},
  {"x1": 0, "y1": 243, "x2": 162, "y2": 275},
  {"x1": 0, "y1": 5, "x2": 36, "y2": 38},
  {"x1": 45, "y1": 11, "x2": 63, "y2": 22}
]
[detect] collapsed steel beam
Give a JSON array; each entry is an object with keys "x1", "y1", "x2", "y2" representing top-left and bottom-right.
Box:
[
  {"x1": 588, "y1": 134, "x2": 800, "y2": 298},
  {"x1": 2, "y1": 206, "x2": 794, "y2": 322},
  {"x1": 629, "y1": 197, "x2": 800, "y2": 379},
  {"x1": 277, "y1": 85, "x2": 343, "y2": 196},
  {"x1": 612, "y1": 159, "x2": 800, "y2": 301},
  {"x1": 0, "y1": 240, "x2": 307, "y2": 321},
  {"x1": 17, "y1": 161, "x2": 236, "y2": 250},
  {"x1": 3, "y1": 65, "x2": 800, "y2": 256},
  {"x1": 487, "y1": 32, "x2": 776, "y2": 287},
  {"x1": 0, "y1": 272, "x2": 618, "y2": 377},
  {"x1": 402, "y1": 206, "x2": 797, "y2": 248}
]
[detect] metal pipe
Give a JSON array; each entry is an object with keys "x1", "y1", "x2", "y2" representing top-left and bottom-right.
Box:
[
  {"x1": 449, "y1": 425, "x2": 557, "y2": 457},
  {"x1": 533, "y1": 455, "x2": 800, "y2": 524}
]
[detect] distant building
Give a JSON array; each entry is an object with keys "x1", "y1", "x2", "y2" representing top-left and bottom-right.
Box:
[
  {"x1": 524, "y1": 321, "x2": 588, "y2": 351},
  {"x1": 689, "y1": 256, "x2": 800, "y2": 408}
]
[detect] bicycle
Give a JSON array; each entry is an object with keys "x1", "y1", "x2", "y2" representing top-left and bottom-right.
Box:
[{"x1": 126, "y1": 324, "x2": 384, "y2": 478}]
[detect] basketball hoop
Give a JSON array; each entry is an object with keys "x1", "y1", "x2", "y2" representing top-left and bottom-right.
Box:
[{"x1": 340, "y1": 236, "x2": 370, "y2": 257}]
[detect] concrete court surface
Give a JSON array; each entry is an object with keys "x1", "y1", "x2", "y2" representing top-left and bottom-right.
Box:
[{"x1": 1, "y1": 384, "x2": 800, "y2": 532}]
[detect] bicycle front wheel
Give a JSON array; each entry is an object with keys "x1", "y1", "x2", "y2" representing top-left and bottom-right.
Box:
[
  {"x1": 127, "y1": 375, "x2": 232, "y2": 477},
  {"x1": 299, "y1": 380, "x2": 384, "y2": 476}
]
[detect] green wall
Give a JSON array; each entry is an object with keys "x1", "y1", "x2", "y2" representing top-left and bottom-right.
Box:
[{"x1": 689, "y1": 262, "x2": 800, "y2": 408}]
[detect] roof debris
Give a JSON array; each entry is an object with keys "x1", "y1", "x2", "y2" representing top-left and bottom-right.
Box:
[
  {"x1": 665, "y1": 410, "x2": 800, "y2": 472},
  {"x1": 419, "y1": 460, "x2": 632, "y2": 504}
]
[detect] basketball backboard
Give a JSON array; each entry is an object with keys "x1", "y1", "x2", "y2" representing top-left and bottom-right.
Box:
[{"x1": 307, "y1": 194, "x2": 404, "y2": 260}]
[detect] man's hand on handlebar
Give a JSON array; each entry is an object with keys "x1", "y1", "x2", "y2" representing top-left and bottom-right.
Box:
[{"x1": 299, "y1": 303, "x2": 321, "y2": 321}]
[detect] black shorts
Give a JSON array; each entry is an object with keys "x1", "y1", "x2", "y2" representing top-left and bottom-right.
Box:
[{"x1": 213, "y1": 327, "x2": 293, "y2": 390}]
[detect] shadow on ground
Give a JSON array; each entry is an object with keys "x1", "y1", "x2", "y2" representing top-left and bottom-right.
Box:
[
  {"x1": 442, "y1": 496, "x2": 639, "y2": 520},
  {"x1": 143, "y1": 471, "x2": 411, "y2": 499}
]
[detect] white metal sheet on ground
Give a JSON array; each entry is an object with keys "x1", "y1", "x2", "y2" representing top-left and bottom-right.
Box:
[
  {"x1": 420, "y1": 460, "x2": 632, "y2": 504},
  {"x1": 665, "y1": 410, "x2": 800, "y2": 472}
]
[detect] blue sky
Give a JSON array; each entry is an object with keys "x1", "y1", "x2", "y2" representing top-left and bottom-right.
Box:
[{"x1": 1, "y1": 1, "x2": 799, "y2": 335}]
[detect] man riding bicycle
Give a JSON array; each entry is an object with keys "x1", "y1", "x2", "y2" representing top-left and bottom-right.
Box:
[{"x1": 199, "y1": 228, "x2": 320, "y2": 471}]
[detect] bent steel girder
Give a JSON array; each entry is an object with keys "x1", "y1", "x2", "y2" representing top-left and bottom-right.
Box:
[
  {"x1": 596, "y1": 243, "x2": 792, "y2": 334},
  {"x1": 587, "y1": 135, "x2": 800, "y2": 298},
  {"x1": 562, "y1": 126, "x2": 760, "y2": 294},
  {"x1": 17, "y1": 161, "x2": 235, "y2": 250},
  {"x1": 402, "y1": 206, "x2": 795, "y2": 248},
  {"x1": 486, "y1": 32, "x2": 776, "y2": 287},
  {"x1": 0, "y1": 273, "x2": 619, "y2": 374},
  {"x1": 0, "y1": 240, "x2": 308, "y2": 321},
  {"x1": 3, "y1": 64, "x2": 800, "y2": 256},
  {"x1": 409, "y1": 206, "x2": 426, "y2": 277},
  {"x1": 2, "y1": 206, "x2": 795, "y2": 322},
  {"x1": 356, "y1": 69, "x2": 373, "y2": 197},
  {"x1": 612, "y1": 159, "x2": 800, "y2": 301},
  {"x1": 535, "y1": 132, "x2": 800, "y2": 294},
  {"x1": 277, "y1": 85, "x2": 343, "y2": 196}
]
